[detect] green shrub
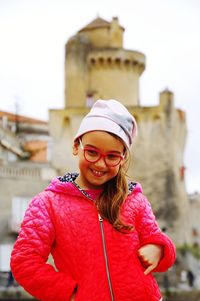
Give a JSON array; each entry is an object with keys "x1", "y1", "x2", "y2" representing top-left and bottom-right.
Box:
[{"x1": 177, "y1": 243, "x2": 200, "y2": 259}]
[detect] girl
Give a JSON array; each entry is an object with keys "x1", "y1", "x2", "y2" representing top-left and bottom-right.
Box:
[{"x1": 11, "y1": 99, "x2": 176, "y2": 301}]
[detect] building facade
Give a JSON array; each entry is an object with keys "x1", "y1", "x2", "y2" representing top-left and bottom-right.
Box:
[{"x1": 0, "y1": 111, "x2": 56, "y2": 275}]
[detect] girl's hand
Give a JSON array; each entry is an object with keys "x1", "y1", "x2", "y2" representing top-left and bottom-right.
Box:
[{"x1": 138, "y1": 244, "x2": 164, "y2": 275}]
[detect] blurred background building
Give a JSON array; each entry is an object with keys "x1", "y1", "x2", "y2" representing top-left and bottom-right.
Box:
[{"x1": 0, "y1": 111, "x2": 55, "y2": 280}]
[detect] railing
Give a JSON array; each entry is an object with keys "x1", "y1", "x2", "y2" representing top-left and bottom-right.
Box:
[{"x1": 0, "y1": 166, "x2": 41, "y2": 179}]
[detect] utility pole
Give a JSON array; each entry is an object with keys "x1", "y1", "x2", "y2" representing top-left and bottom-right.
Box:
[{"x1": 13, "y1": 95, "x2": 21, "y2": 134}]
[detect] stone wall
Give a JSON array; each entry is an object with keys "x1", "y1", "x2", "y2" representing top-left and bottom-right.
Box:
[{"x1": 188, "y1": 193, "x2": 200, "y2": 246}]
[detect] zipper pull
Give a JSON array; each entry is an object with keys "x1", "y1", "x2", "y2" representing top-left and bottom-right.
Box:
[{"x1": 98, "y1": 213, "x2": 103, "y2": 222}]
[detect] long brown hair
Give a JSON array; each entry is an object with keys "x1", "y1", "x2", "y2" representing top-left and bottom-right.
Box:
[{"x1": 96, "y1": 148, "x2": 133, "y2": 232}]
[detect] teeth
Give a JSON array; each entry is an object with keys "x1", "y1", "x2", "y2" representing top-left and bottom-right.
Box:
[{"x1": 92, "y1": 170, "x2": 104, "y2": 176}]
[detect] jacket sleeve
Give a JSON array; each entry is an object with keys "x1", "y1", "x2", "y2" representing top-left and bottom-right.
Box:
[
  {"x1": 135, "y1": 193, "x2": 176, "y2": 272},
  {"x1": 10, "y1": 194, "x2": 77, "y2": 301}
]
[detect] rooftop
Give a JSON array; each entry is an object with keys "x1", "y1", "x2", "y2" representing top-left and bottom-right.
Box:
[
  {"x1": 78, "y1": 16, "x2": 124, "y2": 33},
  {"x1": 0, "y1": 111, "x2": 47, "y2": 125}
]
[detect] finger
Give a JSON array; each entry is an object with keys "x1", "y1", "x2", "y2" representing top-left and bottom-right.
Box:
[
  {"x1": 137, "y1": 247, "x2": 145, "y2": 256},
  {"x1": 144, "y1": 264, "x2": 156, "y2": 275},
  {"x1": 137, "y1": 250, "x2": 148, "y2": 261},
  {"x1": 139, "y1": 258, "x2": 149, "y2": 268},
  {"x1": 137, "y1": 250, "x2": 143, "y2": 258},
  {"x1": 138, "y1": 254, "x2": 150, "y2": 265},
  {"x1": 142, "y1": 261, "x2": 150, "y2": 268}
]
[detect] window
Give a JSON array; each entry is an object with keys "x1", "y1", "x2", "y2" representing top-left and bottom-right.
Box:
[
  {"x1": 0, "y1": 244, "x2": 13, "y2": 272},
  {"x1": 11, "y1": 196, "x2": 31, "y2": 232},
  {"x1": 86, "y1": 95, "x2": 94, "y2": 108}
]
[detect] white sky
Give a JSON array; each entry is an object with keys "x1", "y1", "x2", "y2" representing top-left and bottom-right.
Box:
[{"x1": 0, "y1": 0, "x2": 199, "y2": 193}]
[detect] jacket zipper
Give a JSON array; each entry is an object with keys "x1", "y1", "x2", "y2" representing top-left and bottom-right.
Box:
[
  {"x1": 71, "y1": 184, "x2": 115, "y2": 300},
  {"x1": 98, "y1": 214, "x2": 115, "y2": 301}
]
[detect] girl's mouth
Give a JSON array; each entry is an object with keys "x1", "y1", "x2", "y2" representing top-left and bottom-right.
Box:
[{"x1": 91, "y1": 169, "x2": 106, "y2": 177}]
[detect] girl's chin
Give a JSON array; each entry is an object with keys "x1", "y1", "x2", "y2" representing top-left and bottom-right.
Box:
[{"x1": 85, "y1": 176, "x2": 107, "y2": 190}]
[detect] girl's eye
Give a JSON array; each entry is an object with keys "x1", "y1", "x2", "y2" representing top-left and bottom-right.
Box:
[
  {"x1": 107, "y1": 154, "x2": 119, "y2": 161},
  {"x1": 86, "y1": 149, "x2": 98, "y2": 157}
]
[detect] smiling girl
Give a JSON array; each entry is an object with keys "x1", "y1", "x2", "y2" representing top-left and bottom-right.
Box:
[{"x1": 11, "y1": 99, "x2": 175, "y2": 301}]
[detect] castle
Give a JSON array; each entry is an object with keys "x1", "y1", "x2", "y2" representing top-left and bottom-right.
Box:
[{"x1": 49, "y1": 17, "x2": 190, "y2": 245}]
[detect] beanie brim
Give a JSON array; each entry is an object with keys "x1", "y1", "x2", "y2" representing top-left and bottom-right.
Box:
[{"x1": 74, "y1": 116, "x2": 130, "y2": 149}]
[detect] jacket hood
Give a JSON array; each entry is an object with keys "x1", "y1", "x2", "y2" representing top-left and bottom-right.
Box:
[
  {"x1": 45, "y1": 177, "x2": 80, "y2": 196},
  {"x1": 45, "y1": 173, "x2": 143, "y2": 196}
]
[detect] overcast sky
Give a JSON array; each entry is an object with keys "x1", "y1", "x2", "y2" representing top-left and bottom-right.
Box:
[{"x1": 0, "y1": 0, "x2": 199, "y2": 193}]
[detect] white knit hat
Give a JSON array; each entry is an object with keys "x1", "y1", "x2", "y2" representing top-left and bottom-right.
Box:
[{"x1": 74, "y1": 99, "x2": 137, "y2": 149}]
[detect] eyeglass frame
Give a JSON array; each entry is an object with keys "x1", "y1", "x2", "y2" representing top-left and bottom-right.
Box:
[{"x1": 79, "y1": 139, "x2": 125, "y2": 167}]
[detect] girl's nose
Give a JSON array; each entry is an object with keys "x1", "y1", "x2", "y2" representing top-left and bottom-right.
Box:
[{"x1": 94, "y1": 156, "x2": 107, "y2": 168}]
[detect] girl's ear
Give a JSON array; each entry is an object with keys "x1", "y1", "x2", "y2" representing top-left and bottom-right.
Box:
[{"x1": 73, "y1": 140, "x2": 79, "y2": 156}]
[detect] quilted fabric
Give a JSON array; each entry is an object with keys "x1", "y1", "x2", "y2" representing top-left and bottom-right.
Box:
[{"x1": 11, "y1": 174, "x2": 176, "y2": 301}]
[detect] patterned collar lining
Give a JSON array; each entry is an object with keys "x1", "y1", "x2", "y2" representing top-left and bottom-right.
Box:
[
  {"x1": 58, "y1": 172, "x2": 94, "y2": 200},
  {"x1": 58, "y1": 172, "x2": 136, "y2": 200}
]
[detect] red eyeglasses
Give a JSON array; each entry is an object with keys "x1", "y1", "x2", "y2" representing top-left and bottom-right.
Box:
[{"x1": 79, "y1": 139, "x2": 125, "y2": 167}]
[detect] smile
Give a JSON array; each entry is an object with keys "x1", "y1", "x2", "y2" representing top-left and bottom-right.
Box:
[{"x1": 91, "y1": 169, "x2": 106, "y2": 177}]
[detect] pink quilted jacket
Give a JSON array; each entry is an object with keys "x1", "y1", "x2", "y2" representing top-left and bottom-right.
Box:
[{"x1": 11, "y1": 173, "x2": 176, "y2": 301}]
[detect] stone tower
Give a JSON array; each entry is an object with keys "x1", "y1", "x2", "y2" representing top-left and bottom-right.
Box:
[
  {"x1": 49, "y1": 17, "x2": 190, "y2": 245},
  {"x1": 64, "y1": 17, "x2": 145, "y2": 107}
]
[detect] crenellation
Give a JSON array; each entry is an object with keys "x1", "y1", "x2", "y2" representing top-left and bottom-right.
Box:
[{"x1": 88, "y1": 53, "x2": 145, "y2": 72}]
